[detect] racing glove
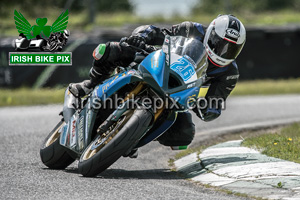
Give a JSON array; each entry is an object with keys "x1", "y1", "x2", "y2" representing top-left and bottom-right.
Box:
[
  {"x1": 202, "y1": 108, "x2": 221, "y2": 122},
  {"x1": 193, "y1": 104, "x2": 221, "y2": 122},
  {"x1": 126, "y1": 35, "x2": 146, "y2": 49}
]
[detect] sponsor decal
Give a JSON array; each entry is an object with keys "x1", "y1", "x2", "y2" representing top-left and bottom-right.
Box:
[
  {"x1": 162, "y1": 36, "x2": 170, "y2": 54},
  {"x1": 77, "y1": 116, "x2": 84, "y2": 151},
  {"x1": 127, "y1": 70, "x2": 136, "y2": 75},
  {"x1": 85, "y1": 110, "x2": 91, "y2": 142},
  {"x1": 101, "y1": 74, "x2": 123, "y2": 94},
  {"x1": 225, "y1": 28, "x2": 240, "y2": 39},
  {"x1": 165, "y1": 53, "x2": 170, "y2": 65},
  {"x1": 187, "y1": 82, "x2": 196, "y2": 89},
  {"x1": 59, "y1": 123, "x2": 69, "y2": 146},
  {"x1": 70, "y1": 118, "x2": 77, "y2": 147},
  {"x1": 226, "y1": 75, "x2": 240, "y2": 80},
  {"x1": 151, "y1": 57, "x2": 159, "y2": 68},
  {"x1": 216, "y1": 57, "x2": 226, "y2": 64}
]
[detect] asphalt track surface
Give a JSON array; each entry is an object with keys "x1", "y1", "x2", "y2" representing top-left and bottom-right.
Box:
[{"x1": 1, "y1": 95, "x2": 299, "y2": 200}]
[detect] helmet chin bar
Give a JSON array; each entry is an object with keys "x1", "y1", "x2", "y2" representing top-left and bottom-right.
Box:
[
  {"x1": 205, "y1": 45, "x2": 233, "y2": 67},
  {"x1": 208, "y1": 55, "x2": 226, "y2": 67}
]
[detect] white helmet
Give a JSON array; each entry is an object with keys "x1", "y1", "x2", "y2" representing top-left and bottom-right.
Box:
[{"x1": 204, "y1": 15, "x2": 246, "y2": 67}]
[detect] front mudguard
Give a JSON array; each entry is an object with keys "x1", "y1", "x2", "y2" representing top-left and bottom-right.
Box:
[{"x1": 60, "y1": 69, "x2": 144, "y2": 155}]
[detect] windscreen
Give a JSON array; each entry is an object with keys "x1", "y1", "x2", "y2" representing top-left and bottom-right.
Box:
[{"x1": 163, "y1": 36, "x2": 208, "y2": 78}]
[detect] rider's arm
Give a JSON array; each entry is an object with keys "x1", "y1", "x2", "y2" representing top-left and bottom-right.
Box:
[
  {"x1": 197, "y1": 62, "x2": 239, "y2": 122},
  {"x1": 129, "y1": 21, "x2": 207, "y2": 45},
  {"x1": 130, "y1": 25, "x2": 165, "y2": 45}
]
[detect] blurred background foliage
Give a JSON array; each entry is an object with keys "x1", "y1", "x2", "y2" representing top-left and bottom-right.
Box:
[
  {"x1": 1, "y1": 0, "x2": 300, "y2": 103},
  {"x1": 0, "y1": 0, "x2": 133, "y2": 17},
  {"x1": 2, "y1": 0, "x2": 300, "y2": 17},
  {"x1": 194, "y1": 0, "x2": 300, "y2": 14},
  {"x1": 1, "y1": 0, "x2": 300, "y2": 37}
]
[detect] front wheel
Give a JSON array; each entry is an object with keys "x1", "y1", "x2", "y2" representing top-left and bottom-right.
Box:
[
  {"x1": 40, "y1": 120, "x2": 76, "y2": 169},
  {"x1": 78, "y1": 108, "x2": 153, "y2": 177}
]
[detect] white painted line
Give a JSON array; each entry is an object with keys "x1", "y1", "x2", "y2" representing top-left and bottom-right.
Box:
[
  {"x1": 213, "y1": 161, "x2": 300, "y2": 179},
  {"x1": 174, "y1": 152, "x2": 198, "y2": 169},
  {"x1": 216, "y1": 140, "x2": 242, "y2": 146},
  {"x1": 243, "y1": 175, "x2": 300, "y2": 181},
  {"x1": 192, "y1": 173, "x2": 236, "y2": 186},
  {"x1": 200, "y1": 147, "x2": 260, "y2": 158},
  {"x1": 282, "y1": 194, "x2": 300, "y2": 200}
]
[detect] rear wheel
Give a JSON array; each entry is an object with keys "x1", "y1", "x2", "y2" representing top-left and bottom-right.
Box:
[
  {"x1": 40, "y1": 120, "x2": 76, "y2": 169},
  {"x1": 78, "y1": 108, "x2": 152, "y2": 177}
]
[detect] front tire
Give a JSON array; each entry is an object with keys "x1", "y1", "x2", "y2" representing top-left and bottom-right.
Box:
[
  {"x1": 40, "y1": 120, "x2": 76, "y2": 169},
  {"x1": 78, "y1": 109, "x2": 152, "y2": 177}
]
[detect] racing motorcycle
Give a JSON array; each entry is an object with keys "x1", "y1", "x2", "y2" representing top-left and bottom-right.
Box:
[{"x1": 40, "y1": 35, "x2": 208, "y2": 177}]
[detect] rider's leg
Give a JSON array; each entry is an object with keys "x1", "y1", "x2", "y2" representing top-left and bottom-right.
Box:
[
  {"x1": 69, "y1": 42, "x2": 135, "y2": 97},
  {"x1": 157, "y1": 111, "x2": 195, "y2": 147}
]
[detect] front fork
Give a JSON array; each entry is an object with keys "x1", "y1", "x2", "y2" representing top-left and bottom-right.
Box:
[
  {"x1": 62, "y1": 89, "x2": 80, "y2": 122},
  {"x1": 97, "y1": 82, "x2": 165, "y2": 135}
]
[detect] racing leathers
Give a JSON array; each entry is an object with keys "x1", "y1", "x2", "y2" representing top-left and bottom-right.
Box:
[
  {"x1": 69, "y1": 21, "x2": 239, "y2": 147},
  {"x1": 127, "y1": 22, "x2": 239, "y2": 122}
]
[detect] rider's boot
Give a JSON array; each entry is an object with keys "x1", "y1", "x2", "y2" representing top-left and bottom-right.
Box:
[
  {"x1": 69, "y1": 43, "x2": 116, "y2": 97},
  {"x1": 129, "y1": 149, "x2": 138, "y2": 158},
  {"x1": 68, "y1": 64, "x2": 112, "y2": 97},
  {"x1": 69, "y1": 42, "x2": 136, "y2": 97},
  {"x1": 68, "y1": 64, "x2": 111, "y2": 97},
  {"x1": 123, "y1": 148, "x2": 138, "y2": 159},
  {"x1": 68, "y1": 79, "x2": 97, "y2": 97}
]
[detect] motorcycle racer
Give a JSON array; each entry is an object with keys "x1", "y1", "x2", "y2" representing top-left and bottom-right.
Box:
[{"x1": 69, "y1": 14, "x2": 246, "y2": 148}]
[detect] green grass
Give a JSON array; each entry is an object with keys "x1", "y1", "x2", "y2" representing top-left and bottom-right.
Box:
[
  {"x1": 242, "y1": 123, "x2": 300, "y2": 164},
  {"x1": 0, "y1": 78, "x2": 299, "y2": 107},
  {"x1": 231, "y1": 78, "x2": 300, "y2": 95},
  {"x1": 73, "y1": 10, "x2": 300, "y2": 27},
  {"x1": 174, "y1": 146, "x2": 205, "y2": 161},
  {"x1": 0, "y1": 88, "x2": 65, "y2": 106}
]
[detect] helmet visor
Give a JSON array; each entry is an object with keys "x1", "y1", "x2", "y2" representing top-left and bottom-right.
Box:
[{"x1": 207, "y1": 27, "x2": 244, "y2": 60}]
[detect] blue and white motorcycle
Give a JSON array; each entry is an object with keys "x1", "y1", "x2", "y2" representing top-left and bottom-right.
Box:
[{"x1": 40, "y1": 35, "x2": 208, "y2": 177}]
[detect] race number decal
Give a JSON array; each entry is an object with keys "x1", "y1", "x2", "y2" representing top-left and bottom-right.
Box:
[{"x1": 170, "y1": 56, "x2": 197, "y2": 84}]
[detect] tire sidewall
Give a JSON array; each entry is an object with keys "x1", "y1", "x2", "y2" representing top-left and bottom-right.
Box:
[{"x1": 78, "y1": 109, "x2": 152, "y2": 176}]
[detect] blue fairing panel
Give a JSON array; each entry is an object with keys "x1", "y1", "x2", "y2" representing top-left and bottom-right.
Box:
[
  {"x1": 94, "y1": 70, "x2": 139, "y2": 101},
  {"x1": 170, "y1": 87, "x2": 199, "y2": 108},
  {"x1": 140, "y1": 50, "x2": 165, "y2": 87}
]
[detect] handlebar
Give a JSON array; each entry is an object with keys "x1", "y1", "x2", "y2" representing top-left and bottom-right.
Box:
[{"x1": 119, "y1": 37, "x2": 156, "y2": 56}]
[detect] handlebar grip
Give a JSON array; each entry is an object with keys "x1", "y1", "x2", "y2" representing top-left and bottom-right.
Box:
[{"x1": 120, "y1": 37, "x2": 156, "y2": 55}]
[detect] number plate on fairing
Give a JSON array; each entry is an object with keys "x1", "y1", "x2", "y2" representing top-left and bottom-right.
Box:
[{"x1": 170, "y1": 54, "x2": 197, "y2": 84}]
